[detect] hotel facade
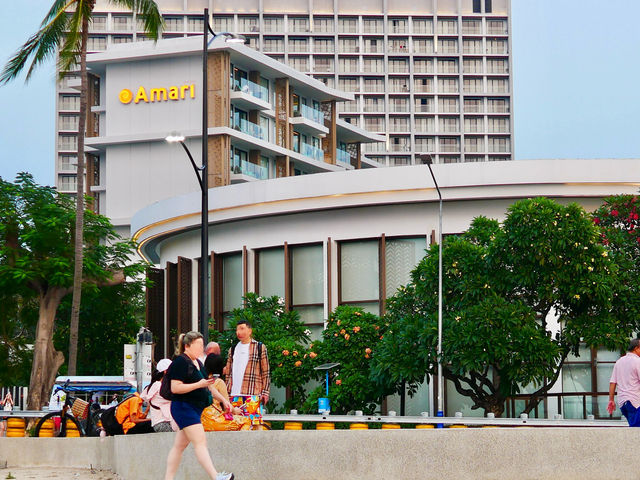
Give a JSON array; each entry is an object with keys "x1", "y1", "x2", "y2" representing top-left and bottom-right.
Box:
[{"x1": 55, "y1": 0, "x2": 513, "y2": 193}]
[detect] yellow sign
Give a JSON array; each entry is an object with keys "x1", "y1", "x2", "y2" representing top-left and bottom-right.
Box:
[{"x1": 119, "y1": 84, "x2": 195, "y2": 104}]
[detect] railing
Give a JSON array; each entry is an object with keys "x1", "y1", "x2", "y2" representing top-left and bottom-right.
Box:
[
  {"x1": 231, "y1": 156, "x2": 268, "y2": 180},
  {"x1": 300, "y1": 143, "x2": 324, "y2": 162},
  {"x1": 0, "y1": 386, "x2": 28, "y2": 410},
  {"x1": 388, "y1": 104, "x2": 409, "y2": 113},
  {"x1": 363, "y1": 47, "x2": 384, "y2": 53},
  {"x1": 414, "y1": 66, "x2": 434, "y2": 74},
  {"x1": 297, "y1": 104, "x2": 325, "y2": 124},
  {"x1": 388, "y1": 144, "x2": 410, "y2": 152},
  {"x1": 336, "y1": 148, "x2": 352, "y2": 166},
  {"x1": 388, "y1": 45, "x2": 409, "y2": 53},
  {"x1": 234, "y1": 118, "x2": 268, "y2": 142},
  {"x1": 489, "y1": 105, "x2": 509, "y2": 113},
  {"x1": 414, "y1": 105, "x2": 433, "y2": 113},
  {"x1": 233, "y1": 78, "x2": 269, "y2": 103},
  {"x1": 464, "y1": 104, "x2": 484, "y2": 113},
  {"x1": 505, "y1": 392, "x2": 618, "y2": 420},
  {"x1": 414, "y1": 85, "x2": 433, "y2": 93}
]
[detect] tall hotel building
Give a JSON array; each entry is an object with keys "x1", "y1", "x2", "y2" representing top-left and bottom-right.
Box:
[{"x1": 55, "y1": 0, "x2": 512, "y2": 192}]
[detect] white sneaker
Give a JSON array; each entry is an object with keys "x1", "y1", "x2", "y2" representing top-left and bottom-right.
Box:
[{"x1": 216, "y1": 472, "x2": 234, "y2": 480}]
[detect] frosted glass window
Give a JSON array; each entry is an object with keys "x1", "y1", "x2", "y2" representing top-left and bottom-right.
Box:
[
  {"x1": 258, "y1": 248, "x2": 285, "y2": 298},
  {"x1": 340, "y1": 241, "x2": 379, "y2": 302},
  {"x1": 385, "y1": 238, "x2": 425, "y2": 297},
  {"x1": 222, "y1": 254, "x2": 242, "y2": 312},
  {"x1": 291, "y1": 245, "x2": 323, "y2": 305}
]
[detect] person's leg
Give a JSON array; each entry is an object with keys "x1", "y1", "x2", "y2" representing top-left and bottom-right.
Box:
[
  {"x1": 621, "y1": 401, "x2": 640, "y2": 427},
  {"x1": 0, "y1": 419, "x2": 6, "y2": 437},
  {"x1": 164, "y1": 429, "x2": 190, "y2": 480},
  {"x1": 182, "y1": 423, "x2": 218, "y2": 479}
]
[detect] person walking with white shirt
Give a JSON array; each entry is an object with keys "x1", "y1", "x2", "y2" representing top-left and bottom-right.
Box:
[{"x1": 608, "y1": 338, "x2": 640, "y2": 426}]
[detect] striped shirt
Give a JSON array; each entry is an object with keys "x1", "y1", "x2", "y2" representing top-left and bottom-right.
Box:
[{"x1": 225, "y1": 339, "x2": 270, "y2": 398}]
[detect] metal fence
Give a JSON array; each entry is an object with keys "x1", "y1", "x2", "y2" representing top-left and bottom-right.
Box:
[{"x1": 0, "y1": 386, "x2": 28, "y2": 410}]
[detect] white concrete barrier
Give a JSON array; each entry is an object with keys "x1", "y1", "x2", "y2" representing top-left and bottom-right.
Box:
[{"x1": 0, "y1": 428, "x2": 636, "y2": 479}]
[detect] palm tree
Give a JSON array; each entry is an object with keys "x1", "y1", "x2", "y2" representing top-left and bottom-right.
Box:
[{"x1": 1, "y1": 0, "x2": 163, "y2": 375}]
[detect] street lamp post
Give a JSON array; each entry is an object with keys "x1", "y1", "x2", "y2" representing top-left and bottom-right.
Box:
[{"x1": 420, "y1": 154, "x2": 444, "y2": 420}]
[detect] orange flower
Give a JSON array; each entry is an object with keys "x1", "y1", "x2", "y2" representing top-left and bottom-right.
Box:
[
  {"x1": 365, "y1": 348, "x2": 372, "y2": 354},
  {"x1": 353, "y1": 326, "x2": 361, "y2": 333},
  {"x1": 292, "y1": 351, "x2": 298, "y2": 357},
  {"x1": 365, "y1": 354, "x2": 370, "y2": 359},
  {"x1": 282, "y1": 350, "x2": 290, "y2": 356},
  {"x1": 336, "y1": 320, "x2": 341, "y2": 326},
  {"x1": 374, "y1": 325, "x2": 380, "y2": 330},
  {"x1": 354, "y1": 311, "x2": 361, "y2": 316},
  {"x1": 294, "y1": 360, "x2": 302, "y2": 367},
  {"x1": 278, "y1": 363, "x2": 283, "y2": 367},
  {"x1": 309, "y1": 352, "x2": 317, "y2": 359},
  {"x1": 336, "y1": 379, "x2": 342, "y2": 385},
  {"x1": 379, "y1": 335, "x2": 384, "y2": 340},
  {"x1": 340, "y1": 329, "x2": 346, "y2": 335},
  {"x1": 334, "y1": 333, "x2": 338, "y2": 337},
  {"x1": 344, "y1": 334, "x2": 350, "y2": 341}
]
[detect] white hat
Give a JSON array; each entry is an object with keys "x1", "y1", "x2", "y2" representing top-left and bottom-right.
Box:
[{"x1": 157, "y1": 359, "x2": 172, "y2": 373}]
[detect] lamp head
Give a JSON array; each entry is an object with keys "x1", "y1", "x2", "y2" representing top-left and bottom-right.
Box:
[
  {"x1": 419, "y1": 154, "x2": 434, "y2": 165},
  {"x1": 165, "y1": 132, "x2": 185, "y2": 143},
  {"x1": 213, "y1": 32, "x2": 247, "y2": 44}
]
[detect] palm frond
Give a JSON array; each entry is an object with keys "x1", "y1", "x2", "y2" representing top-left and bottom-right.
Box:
[
  {"x1": 0, "y1": 0, "x2": 76, "y2": 84},
  {"x1": 109, "y1": 0, "x2": 164, "y2": 40}
]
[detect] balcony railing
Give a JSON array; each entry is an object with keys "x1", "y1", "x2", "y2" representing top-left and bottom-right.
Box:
[
  {"x1": 231, "y1": 156, "x2": 268, "y2": 180},
  {"x1": 300, "y1": 143, "x2": 324, "y2": 162},
  {"x1": 233, "y1": 78, "x2": 269, "y2": 103},
  {"x1": 296, "y1": 104, "x2": 325, "y2": 124},
  {"x1": 336, "y1": 148, "x2": 352, "y2": 166},
  {"x1": 234, "y1": 118, "x2": 268, "y2": 142},
  {"x1": 388, "y1": 144, "x2": 410, "y2": 152}
]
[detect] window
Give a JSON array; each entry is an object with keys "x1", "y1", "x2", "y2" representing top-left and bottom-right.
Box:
[
  {"x1": 164, "y1": 16, "x2": 183, "y2": 32},
  {"x1": 264, "y1": 37, "x2": 284, "y2": 52},
  {"x1": 339, "y1": 77, "x2": 359, "y2": 92},
  {"x1": 438, "y1": 77, "x2": 459, "y2": 93},
  {"x1": 338, "y1": 17, "x2": 358, "y2": 33},
  {"x1": 313, "y1": 17, "x2": 334, "y2": 33},
  {"x1": 338, "y1": 37, "x2": 358, "y2": 53},
  {"x1": 289, "y1": 56, "x2": 310, "y2": 72},
  {"x1": 363, "y1": 38, "x2": 383, "y2": 53},
  {"x1": 415, "y1": 136, "x2": 435, "y2": 152},
  {"x1": 390, "y1": 157, "x2": 410, "y2": 167},
  {"x1": 437, "y1": 19, "x2": 457, "y2": 34},
  {"x1": 363, "y1": 58, "x2": 384, "y2": 73},
  {"x1": 413, "y1": 39, "x2": 433, "y2": 54},
  {"x1": 465, "y1": 155, "x2": 485, "y2": 163},
  {"x1": 363, "y1": 96, "x2": 384, "y2": 112},
  {"x1": 213, "y1": 16, "x2": 234, "y2": 32},
  {"x1": 488, "y1": 117, "x2": 509, "y2": 133},
  {"x1": 414, "y1": 77, "x2": 433, "y2": 93},
  {"x1": 90, "y1": 16, "x2": 106, "y2": 31},
  {"x1": 463, "y1": 39, "x2": 483, "y2": 54},
  {"x1": 488, "y1": 136, "x2": 510, "y2": 152},
  {"x1": 263, "y1": 17, "x2": 283, "y2": 33},
  {"x1": 314, "y1": 57, "x2": 334, "y2": 73},
  {"x1": 87, "y1": 36, "x2": 106, "y2": 51},
  {"x1": 112, "y1": 35, "x2": 132, "y2": 44},
  {"x1": 342, "y1": 116, "x2": 359, "y2": 126},
  {"x1": 59, "y1": 175, "x2": 77, "y2": 191},
  {"x1": 59, "y1": 114, "x2": 79, "y2": 130},
  {"x1": 412, "y1": 18, "x2": 433, "y2": 34},
  {"x1": 488, "y1": 98, "x2": 509, "y2": 113},
  {"x1": 388, "y1": 18, "x2": 407, "y2": 34},
  {"x1": 389, "y1": 97, "x2": 408, "y2": 113},
  {"x1": 463, "y1": 77, "x2": 484, "y2": 93},
  {"x1": 463, "y1": 58, "x2": 483, "y2": 74},
  {"x1": 462, "y1": 19, "x2": 482, "y2": 34},
  {"x1": 414, "y1": 116, "x2": 434, "y2": 132},
  {"x1": 336, "y1": 99, "x2": 359, "y2": 113},
  {"x1": 187, "y1": 16, "x2": 204, "y2": 32},
  {"x1": 290, "y1": 244, "x2": 324, "y2": 338},
  {"x1": 389, "y1": 77, "x2": 409, "y2": 93},
  {"x1": 438, "y1": 38, "x2": 458, "y2": 54},
  {"x1": 389, "y1": 58, "x2": 408, "y2": 73},
  {"x1": 438, "y1": 117, "x2": 459, "y2": 133},
  {"x1": 414, "y1": 97, "x2": 434, "y2": 113},
  {"x1": 289, "y1": 38, "x2": 308, "y2": 52},
  {"x1": 58, "y1": 134, "x2": 77, "y2": 151},
  {"x1": 488, "y1": 20, "x2": 507, "y2": 35},
  {"x1": 60, "y1": 94, "x2": 79, "y2": 110},
  {"x1": 363, "y1": 18, "x2": 383, "y2": 34},
  {"x1": 390, "y1": 136, "x2": 410, "y2": 151},
  {"x1": 339, "y1": 240, "x2": 380, "y2": 314},
  {"x1": 58, "y1": 154, "x2": 77, "y2": 171},
  {"x1": 113, "y1": 15, "x2": 133, "y2": 31},
  {"x1": 314, "y1": 38, "x2": 334, "y2": 53},
  {"x1": 388, "y1": 38, "x2": 408, "y2": 53},
  {"x1": 485, "y1": 0, "x2": 492, "y2": 13},
  {"x1": 437, "y1": 59, "x2": 458, "y2": 74},
  {"x1": 364, "y1": 116, "x2": 385, "y2": 131},
  {"x1": 414, "y1": 58, "x2": 433, "y2": 73},
  {"x1": 385, "y1": 238, "x2": 426, "y2": 297},
  {"x1": 487, "y1": 78, "x2": 508, "y2": 93},
  {"x1": 238, "y1": 16, "x2": 259, "y2": 32},
  {"x1": 473, "y1": 0, "x2": 481, "y2": 13},
  {"x1": 339, "y1": 57, "x2": 359, "y2": 73},
  {"x1": 438, "y1": 97, "x2": 459, "y2": 113},
  {"x1": 315, "y1": 76, "x2": 335, "y2": 88},
  {"x1": 487, "y1": 59, "x2": 508, "y2": 74},
  {"x1": 464, "y1": 136, "x2": 484, "y2": 152},
  {"x1": 221, "y1": 253, "x2": 242, "y2": 328},
  {"x1": 487, "y1": 38, "x2": 508, "y2": 54},
  {"x1": 389, "y1": 116, "x2": 409, "y2": 132},
  {"x1": 363, "y1": 77, "x2": 384, "y2": 92},
  {"x1": 464, "y1": 116, "x2": 484, "y2": 133},
  {"x1": 257, "y1": 248, "x2": 285, "y2": 297},
  {"x1": 439, "y1": 137, "x2": 460, "y2": 152},
  {"x1": 464, "y1": 97, "x2": 483, "y2": 113}
]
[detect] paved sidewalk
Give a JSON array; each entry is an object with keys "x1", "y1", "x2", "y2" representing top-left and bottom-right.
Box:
[{"x1": 0, "y1": 467, "x2": 121, "y2": 479}]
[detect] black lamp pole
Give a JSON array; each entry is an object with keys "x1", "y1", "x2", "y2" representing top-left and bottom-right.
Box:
[{"x1": 200, "y1": 7, "x2": 210, "y2": 344}]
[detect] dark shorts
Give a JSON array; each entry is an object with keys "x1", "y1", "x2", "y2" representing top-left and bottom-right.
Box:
[
  {"x1": 171, "y1": 400, "x2": 205, "y2": 430},
  {"x1": 620, "y1": 401, "x2": 640, "y2": 427}
]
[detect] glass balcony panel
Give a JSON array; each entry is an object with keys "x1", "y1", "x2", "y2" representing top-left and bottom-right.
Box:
[
  {"x1": 298, "y1": 104, "x2": 325, "y2": 123},
  {"x1": 336, "y1": 148, "x2": 352, "y2": 166},
  {"x1": 234, "y1": 118, "x2": 268, "y2": 141},
  {"x1": 231, "y1": 156, "x2": 268, "y2": 180},
  {"x1": 233, "y1": 78, "x2": 269, "y2": 102},
  {"x1": 300, "y1": 143, "x2": 324, "y2": 162}
]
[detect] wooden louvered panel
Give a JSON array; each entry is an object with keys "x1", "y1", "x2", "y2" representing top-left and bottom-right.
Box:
[
  {"x1": 166, "y1": 261, "x2": 178, "y2": 356},
  {"x1": 177, "y1": 256, "x2": 193, "y2": 335},
  {"x1": 145, "y1": 267, "x2": 165, "y2": 362}
]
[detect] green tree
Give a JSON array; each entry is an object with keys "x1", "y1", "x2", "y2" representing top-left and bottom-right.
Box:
[
  {"x1": 1, "y1": 0, "x2": 163, "y2": 376},
  {"x1": 0, "y1": 291, "x2": 38, "y2": 387},
  {"x1": 213, "y1": 293, "x2": 314, "y2": 412},
  {"x1": 0, "y1": 174, "x2": 144, "y2": 409},
  {"x1": 302, "y1": 305, "x2": 390, "y2": 415},
  {"x1": 53, "y1": 283, "x2": 145, "y2": 376},
  {"x1": 373, "y1": 197, "x2": 635, "y2": 416}
]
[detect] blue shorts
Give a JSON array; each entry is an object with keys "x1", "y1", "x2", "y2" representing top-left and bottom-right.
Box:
[
  {"x1": 170, "y1": 400, "x2": 205, "y2": 430},
  {"x1": 620, "y1": 401, "x2": 640, "y2": 427}
]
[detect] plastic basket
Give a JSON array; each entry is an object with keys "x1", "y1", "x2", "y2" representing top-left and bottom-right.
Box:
[{"x1": 71, "y1": 398, "x2": 89, "y2": 420}]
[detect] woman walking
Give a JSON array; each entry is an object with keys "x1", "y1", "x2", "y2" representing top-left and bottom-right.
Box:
[{"x1": 164, "y1": 332, "x2": 234, "y2": 480}]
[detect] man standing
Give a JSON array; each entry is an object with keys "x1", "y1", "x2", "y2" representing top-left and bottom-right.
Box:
[
  {"x1": 225, "y1": 320, "x2": 270, "y2": 405},
  {"x1": 200, "y1": 341, "x2": 221, "y2": 363},
  {"x1": 608, "y1": 338, "x2": 640, "y2": 426}
]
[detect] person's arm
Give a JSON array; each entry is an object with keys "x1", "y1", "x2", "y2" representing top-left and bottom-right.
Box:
[
  {"x1": 260, "y1": 346, "x2": 270, "y2": 405},
  {"x1": 171, "y1": 378, "x2": 213, "y2": 394},
  {"x1": 607, "y1": 382, "x2": 617, "y2": 415},
  {"x1": 224, "y1": 348, "x2": 233, "y2": 386}
]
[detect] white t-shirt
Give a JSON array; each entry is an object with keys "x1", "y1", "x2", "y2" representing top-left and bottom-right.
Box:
[{"x1": 230, "y1": 342, "x2": 251, "y2": 396}]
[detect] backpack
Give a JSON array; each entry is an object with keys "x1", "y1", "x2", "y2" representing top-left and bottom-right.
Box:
[
  {"x1": 100, "y1": 393, "x2": 137, "y2": 436},
  {"x1": 160, "y1": 354, "x2": 205, "y2": 401}
]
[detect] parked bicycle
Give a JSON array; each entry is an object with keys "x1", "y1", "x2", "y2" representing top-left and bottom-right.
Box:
[{"x1": 34, "y1": 380, "x2": 103, "y2": 437}]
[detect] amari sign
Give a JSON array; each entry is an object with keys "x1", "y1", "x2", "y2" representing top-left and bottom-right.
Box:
[{"x1": 119, "y1": 84, "x2": 196, "y2": 104}]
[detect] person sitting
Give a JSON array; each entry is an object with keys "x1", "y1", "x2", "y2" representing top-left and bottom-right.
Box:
[
  {"x1": 201, "y1": 354, "x2": 250, "y2": 432},
  {"x1": 115, "y1": 392, "x2": 154, "y2": 434},
  {"x1": 142, "y1": 358, "x2": 177, "y2": 432}
]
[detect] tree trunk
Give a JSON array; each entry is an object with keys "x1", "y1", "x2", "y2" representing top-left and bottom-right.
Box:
[
  {"x1": 68, "y1": 15, "x2": 91, "y2": 376},
  {"x1": 27, "y1": 288, "x2": 68, "y2": 410}
]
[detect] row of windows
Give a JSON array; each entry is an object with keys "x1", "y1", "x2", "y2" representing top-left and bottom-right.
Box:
[
  {"x1": 358, "y1": 117, "x2": 510, "y2": 133},
  {"x1": 370, "y1": 155, "x2": 510, "y2": 166},
  {"x1": 362, "y1": 136, "x2": 511, "y2": 153}
]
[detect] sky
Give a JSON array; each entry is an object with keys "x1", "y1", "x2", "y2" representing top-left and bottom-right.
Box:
[{"x1": 1, "y1": 0, "x2": 640, "y2": 187}]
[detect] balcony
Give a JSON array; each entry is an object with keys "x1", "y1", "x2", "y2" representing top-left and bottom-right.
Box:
[
  {"x1": 233, "y1": 118, "x2": 269, "y2": 142},
  {"x1": 291, "y1": 104, "x2": 328, "y2": 136},
  {"x1": 300, "y1": 143, "x2": 324, "y2": 162},
  {"x1": 230, "y1": 156, "x2": 268, "y2": 182},
  {"x1": 230, "y1": 78, "x2": 271, "y2": 111},
  {"x1": 336, "y1": 148, "x2": 353, "y2": 167}
]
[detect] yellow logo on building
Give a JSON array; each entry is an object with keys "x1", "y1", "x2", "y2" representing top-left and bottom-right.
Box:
[{"x1": 119, "y1": 84, "x2": 195, "y2": 104}]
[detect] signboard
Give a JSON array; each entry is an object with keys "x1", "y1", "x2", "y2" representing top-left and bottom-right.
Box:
[{"x1": 123, "y1": 344, "x2": 136, "y2": 387}]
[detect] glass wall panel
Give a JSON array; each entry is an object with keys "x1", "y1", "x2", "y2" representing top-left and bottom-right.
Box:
[
  {"x1": 291, "y1": 245, "x2": 324, "y2": 305},
  {"x1": 340, "y1": 241, "x2": 379, "y2": 302},
  {"x1": 385, "y1": 238, "x2": 425, "y2": 297},
  {"x1": 258, "y1": 248, "x2": 285, "y2": 298}
]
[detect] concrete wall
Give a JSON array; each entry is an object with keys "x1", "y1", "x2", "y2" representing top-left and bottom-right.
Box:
[{"x1": 1, "y1": 428, "x2": 637, "y2": 480}]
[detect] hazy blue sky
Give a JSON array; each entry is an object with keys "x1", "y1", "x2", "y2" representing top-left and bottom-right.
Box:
[{"x1": 1, "y1": 1, "x2": 639, "y2": 187}]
